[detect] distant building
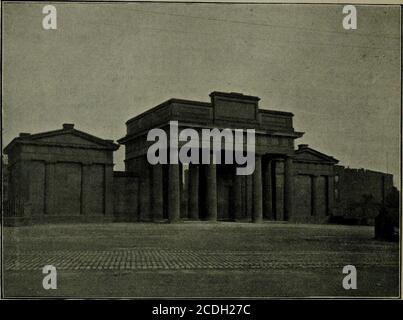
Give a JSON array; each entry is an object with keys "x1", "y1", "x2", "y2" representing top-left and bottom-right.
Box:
[
  {"x1": 333, "y1": 166, "x2": 396, "y2": 224},
  {"x1": 3, "y1": 92, "x2": 397, "y2": 225}
]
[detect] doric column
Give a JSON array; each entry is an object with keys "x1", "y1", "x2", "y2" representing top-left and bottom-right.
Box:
[
  {"x1": 246, "y1": 174, "x2": 253, "y2": 221},
  {"x1": 188, "y1": 163, "x2": 199, "y2": 220},
  {"x1": 45, "y1": 161, "x2": 56, "y2": 216},
  {"x1": 104, "y1": 164, "x2": 114, "y2": 217},
  {"x1": 152, "y1": 164, "x2": 164, "y2": 221},
  {"x1": 327, "y1": 175, "x2": 334, "y2": 216},
  {"x1": 16, "y1": 161, "x2": 30, "y2": 217},
  {"x1": 180, "y1": 164, "x2": 188, "y2": 218},
  {"x1": 252, "y1": 155, "x2": 263, "y2": 223},
  {"x1": 168, "y1": 163, "x2": 180, "y2": 222},
  {"x1": 311, "y1": 175, "x2": 319, "y2": 217},
  {"x1": 263, "y1": 159, "x2": 273, "y2": 219},
  {"x1": 80, "y1": 163, "x2": 91, "y2": 216},
  {"x1": 139, "y1": 158, "x2": 151, "y2": 221},
  {"x1": 284, "y1": 156, "x2": 294, "y2": 221},
  {"x1": 206, "y1": 159, "x2": 217, "y2": 221},
  {"x1": 273, "y1": 159, "x2": 285, "y2": 221},
  {"x1": 234, "y1": 173, "x2": 243, "y2": 220}
]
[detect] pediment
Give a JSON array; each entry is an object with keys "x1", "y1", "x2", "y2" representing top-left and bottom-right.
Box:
[
  {"x1": 34, "y1": 132, "x2": 102, "y2": 147},
  {"x1": 294, "y1": 147, "x2": 338, "y2": 164},
  {"x1": 4, "y1": 126, "x2": 119, "y2": 155}
]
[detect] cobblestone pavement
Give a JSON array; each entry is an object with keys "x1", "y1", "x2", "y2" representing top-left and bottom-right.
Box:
[{"x1": 4, "y1": 247, "x2": 398, "y2": 271}]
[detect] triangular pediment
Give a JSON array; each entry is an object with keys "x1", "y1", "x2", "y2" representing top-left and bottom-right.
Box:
[
  {"x1": 294, "y1": 146, "x2": 338, "y2": 164},
  {"x1": 33, "y1": 132, "x2": 102, "y2": 147},
  {"x1": 4, "y1": 125, "x2": 120, "y2": 155},
  {"x1": 4, "y1": 127, "x2": 119, "y2": 153}
]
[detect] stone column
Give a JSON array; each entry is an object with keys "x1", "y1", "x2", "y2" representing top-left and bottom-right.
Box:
[
  {"x1": 252, "y1": 155, "x2": 263, "y2": 223},
  {"x1": 206, "y1": 158, "x2": 217, "y2": 221},
  {"x1": 139, "y1": 158, "x2": 151, "y2": 221},
  {"x1": 188, "y1": 164, "x2": 199, "y2": 220},
  {"x1": 311, "y1": 175, "x2": 319, "y2": 217},
  {"x1": 168, "y1": 164, "x2": 180, "y2": 222},
  {"x1": 263, "y1": 159, "x2": 273, "y2": 219},
  {"x1": 246, "y1": 174, "x2": 253, "y2": 221},
  {"x1": 234, "y1": 173, "x2": 243, "y2": 220},
  {"x1": 152, "y1": 164, "x2": 164, "y2": 221},
  {"x1": 16, "y1": 161, "x2": 29, "y2": 217},
  {"x1": 180, "y1": 164, "x2": 188, "y2": 218},
  {"x1": 327, "y1": 175, "x2": 334, "y2": 216},
  {"x1": 45, "y1": 161, "x2": 56, "y2": 215},
  {"x1": 273, "y1": 159, "x2": 285, "y2": 221},
  {"x1": 80, "y1": 163, "x2": 91, "y2": 216},
  {"x1": 284, "y1": 156, "x2": 294, "y2": 221},
  {"x1": 104, "y1": 164, "x2": 114, "y2": 218}
]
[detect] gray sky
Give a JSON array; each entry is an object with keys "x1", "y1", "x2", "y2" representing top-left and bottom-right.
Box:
[{"x1": 2, "y1": 2, "x2": 401, "y2": 185}]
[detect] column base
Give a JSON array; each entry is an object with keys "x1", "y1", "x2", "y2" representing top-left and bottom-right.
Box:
[{"x1": 252, "y1": 217, "x2": 263, "y2": 223}]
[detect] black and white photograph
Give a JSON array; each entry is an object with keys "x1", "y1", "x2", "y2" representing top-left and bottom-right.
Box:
[{"x1": 0, "y1": 0, "x2": 401, "y2": 304}]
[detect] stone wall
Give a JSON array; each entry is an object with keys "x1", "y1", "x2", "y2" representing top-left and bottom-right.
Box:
[
  {"x1": 113, "y1": 171, "x2": 139, "y2": 222},
  {"x1": 5, "y1": 160, "x2": 114, "y2": 225},
  {"x1": 333, "y1": 166, "x2": 395, "y2": 224}
]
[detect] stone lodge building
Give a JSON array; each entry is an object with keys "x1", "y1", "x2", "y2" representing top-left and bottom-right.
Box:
[
  {"x1": 3, "y1": 92, "x2": 396, "y2": 225},
  {"x1": 4, "y1": 124, "x2": 119, "y2": 224}
]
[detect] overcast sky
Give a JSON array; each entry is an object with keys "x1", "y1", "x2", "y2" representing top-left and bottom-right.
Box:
[{"x1": 2, "y1": 2, "x2": 401, "y2": 185}]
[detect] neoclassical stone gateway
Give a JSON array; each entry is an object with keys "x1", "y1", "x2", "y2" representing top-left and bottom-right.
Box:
[{"x1": 3, "y1": 92, "x2": 396, "y2": 225}]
